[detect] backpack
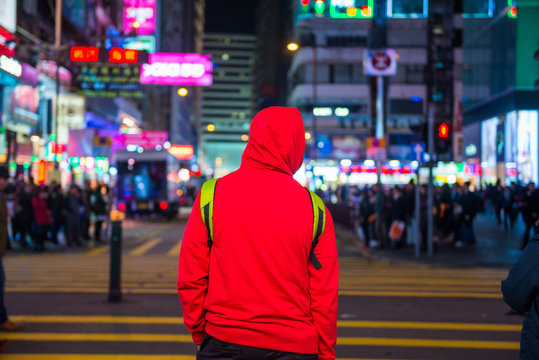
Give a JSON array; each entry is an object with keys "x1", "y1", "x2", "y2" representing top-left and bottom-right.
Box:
[{"x1": 199, "y1": 179, "x2": 326, "y2": 270}]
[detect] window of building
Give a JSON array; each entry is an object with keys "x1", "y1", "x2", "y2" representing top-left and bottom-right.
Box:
[
  {"x1": 326, "y1": 35, "x2": 368, "y2": 47},
  {"x1": 462, "y1": 0, "x2": 494, "y2": 18},
  {"x1": 333, "y1": 64, "x2": 351, "y2": 83},
  {"x1": 305, "y1": 64, "x2": 331, "y2": 84},
  {"x1": 390, "y1": 99, "x2": 424, "y2": 115},
  {"x1": 405, "y1": 65, "x2": 424, "y2": 84},
  {"x1": 351, "y1": 64, "x2": 366, "y2": 83},
  {"x1": 387, "y1": 0, "x2": 428, "y2": 18}
]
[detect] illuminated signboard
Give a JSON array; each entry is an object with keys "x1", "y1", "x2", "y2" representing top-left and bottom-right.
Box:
[
  {"x1": 387, "y1": 0, "x2": 428, "y2": 18},
  {"x1": 70, "y1": 46, "x2": 100, "y2": 62},
  {"x1": 124, "y1": 0, "x2": 156, "y2": 36},
  {"x1": 124, "y1": 36, "x2": 156, "y2": 53},
  {"x1": 168, "y1": 145, "x2": 195, "y2": 160},
  {"x1": 140, "y1": 53, "x2": 213, "y2": 86},
  {"x1": 0, "y1": 25, "x2": 16, "y2": 57},
  {"x1": 109, "y1": 48, "x2": 139, "y2": 63},
  {"x1": 462, "y1": 0, "x2": 494, "y2": 18},
  {"x1": 330, "y1": 0, "x2": 373, "y2": 18},
  {"x1": 0, "y1": 55, "x2": 21, "y2": 77},
  {"x1": 0, "y1": 0, "x2": 17, "y2": 33},
  {"x1": 75, "y1": 65, "x2": 143, "y2": 99}
]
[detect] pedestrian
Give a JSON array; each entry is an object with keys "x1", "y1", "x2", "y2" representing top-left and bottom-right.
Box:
[
  {"x1": 501, "y1": 220, "x2": 539, "y2": 359},
  {"x1": 390, "y1": 187, "x2": 406, "y2": 248},
  {"x1": 63, "y1": 185, "x2": 82, "y2": 247},
  {"x1": 521, "y1": 182, "x2": 539, "y2": 250},
  {"x1": 90, "y1": 186, "x2": 108, "y2": 243},
  {"x1": 373, "y1": 184, "x2": 387, "y2": 248},
  {"x1": 0, "y1": 166, "x2": 23, "y2": 331},
  {"x1": 178, "y1": 107, "x2": 338, "y2": 360},
  {"x1": 50, "y1": 185, "x2": 65, "y2": 245},
  {"x1": 456, "y1": 183, "x2": 479, "y2": 247},
  {"x1": 31, "y1": 188, "x2": 52, "y2": 251},
  {"x1": 359, "y1": 188, "x2": 374, "y2": 249}
]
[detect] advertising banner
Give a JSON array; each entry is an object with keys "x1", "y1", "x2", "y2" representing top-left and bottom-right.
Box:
[
  {"x1": 0, "y1": 0, "x2": 17, "y2": 33},
  {"x1": 57, "y1": 94, "x2": 86, "y2": 144},
  {"x1": 123, "y1": 0, "x2": 156, "y2": 36},
  {"x1": 140, "y1": 53, "x2": 213, "y2": 86},
  {"x1": 75, "y1": 65, "x2": 143, "y2": 98},
  {"x1": 111, "y1": 130, "x2": 168, "y2": 152},
  {"x1": 517, "y1": 110, "x2": 538, "y2": 184}
]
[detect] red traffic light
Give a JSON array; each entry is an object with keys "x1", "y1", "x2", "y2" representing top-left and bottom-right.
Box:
[
  {"x1": 509, "y1": 6, "x2": 517, "y2": 18},
  {"x1": 117, "y1": 202, "x2": 126, "y2": 212},
  {"x1": 438, "y1": 123, "x2": 450, "y2": 139},
  {"x1": 159, "y1": 201, "x2": 168, "y2": 210},
  {"x1": 301, "y1": 0, "x2": 310, "y2": 6}
]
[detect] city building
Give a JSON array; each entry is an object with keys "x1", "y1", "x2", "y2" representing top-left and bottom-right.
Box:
[
  {"x1": 200, "y1": 33, "x2": 256, "y2": 176},
  {"x1": 286, "y1": 0, "x2": 463, "y2": 186},
  {"x1": 462, "y1": 0, "x2": 539, "y2": 185},
  {"x1": 253, "y1": 0, "x2": 292, "y2": 111}
]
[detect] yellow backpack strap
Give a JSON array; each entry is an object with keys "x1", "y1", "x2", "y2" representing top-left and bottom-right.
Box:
[
  {"x1": 200, "y1": 179, "x2": 219, "y2": 249},
  {"x1": 306, "y1": 188, "x2": 326, "y2": 270}
]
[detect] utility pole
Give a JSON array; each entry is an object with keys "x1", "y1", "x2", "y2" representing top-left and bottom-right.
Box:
[{"x1": 54, "y1": 0, "x2": 62, "y2": 170}]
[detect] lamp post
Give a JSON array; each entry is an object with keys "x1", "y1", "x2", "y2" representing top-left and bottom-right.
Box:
[{"x1": 287, "y1": 26, "x2": 318, "y2": 161}]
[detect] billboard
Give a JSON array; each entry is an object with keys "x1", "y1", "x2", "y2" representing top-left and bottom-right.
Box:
[
  {"x1": 57, "y1": 94, "x2": 86, "y2": 144},
  {"x1": 75, "y1": 65, "x2": 143, "y2": 99},
  {"x1": 517, "y1": 111, "x2": 538, "y2": 184},
  {"x1": 481, "y1": 117, "x2": 498, "y2": 179},
  {"x1": 0, "y1": 0, "x2": 17, "y2": 33},
  {"x1": 140, "y1": 53, "x2": 213, "y2": 86},
  {"x1": 330, "y1": 0, "x2": 373, "y2": 18},
  {"x1": 123, "y1": 0, "x2": 156, "y2": 36}
]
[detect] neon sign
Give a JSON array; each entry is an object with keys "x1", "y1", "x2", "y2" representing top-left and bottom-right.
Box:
[
  {"x1": 70, "y1": 46, "x2": 100, "y2": 62},
  {"x1": 330, "y1": 0, "x2": 373, "y2": 18},
  {"x1": 140, "y1": 53, "x2": 213, "y2": 86},
  {"x1": 123, "y1": 0, "x2": 156, "y2": 35},
  {"x1": 109, "y1": 48, "x2": 139, "y2": 63}
]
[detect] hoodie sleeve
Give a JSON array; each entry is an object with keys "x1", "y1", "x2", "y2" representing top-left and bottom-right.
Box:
[
  {"x1": 501, "y1": 241, "x2": 539, "y2": 314},
  {"x1": 309, "y1": 209, "x2": 339, "y2": 360},
  {"x1": 177, "y1": 194, "x2": 210, "y2": 344}
]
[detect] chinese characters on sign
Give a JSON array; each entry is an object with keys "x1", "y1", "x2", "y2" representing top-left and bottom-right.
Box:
[
  {"x1": 70, "y1": 46, "x2": 141, "y2": 64},
  {"x1": 123, "y1": 0, "x2": 156, "y2": 36},
  {"x1": 109, "y1": 48, "x2": 139, "y2": 63},
  {"x1": 75, "y1": 65, "x2": 143, "y2": 99},
  {"x1": 70, "y1": 46, "x2": 100, "y2": 63}
]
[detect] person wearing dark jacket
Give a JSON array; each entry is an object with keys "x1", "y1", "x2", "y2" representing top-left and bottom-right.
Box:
[
  {"x1": 0, "y1": 167, "x2": 22, "y2": 335},
  {"x1": 178, "y1": 107, "x2": 338, "y2": 360},
  {"x1": 521, "y1": 182, "x2": 539, "y2": 250},
  {"x1": 502, "y1": 226, "x2": 539, "y2": 360}
]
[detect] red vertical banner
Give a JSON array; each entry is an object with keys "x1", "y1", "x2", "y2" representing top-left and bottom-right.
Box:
[{"x1": 38, "y1": 160, "x2": 47, "y2": 184}]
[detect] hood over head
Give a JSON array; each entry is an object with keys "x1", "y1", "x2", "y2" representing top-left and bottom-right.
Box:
[{"x1": 241, "y1": 107, "x2": 305, "y2": 175}]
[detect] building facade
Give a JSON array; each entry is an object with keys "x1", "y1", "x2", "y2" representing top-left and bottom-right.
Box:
[
  {"x1": 200, "y1": 33, "x2": 256, "y2": 176},
  {"x1": 462, "y1": 0, "x2": 539, "y2": 185},
  {"x1": 286, "y1": 0, "x2": 464, "y2": 185}
]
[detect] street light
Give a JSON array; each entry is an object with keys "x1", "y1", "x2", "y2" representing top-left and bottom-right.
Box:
[{"x1": 287, "y1": 42, "x2": 299, "y2": 52}]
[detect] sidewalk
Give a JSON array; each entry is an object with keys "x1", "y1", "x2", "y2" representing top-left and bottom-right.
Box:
[{"x1": 338, "y1": 211, "x2": 527, "y2": 268}]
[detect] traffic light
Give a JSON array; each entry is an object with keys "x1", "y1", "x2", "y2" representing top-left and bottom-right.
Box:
[{"x1": 435, "y1": 122, "x2": 453, "y2": 159}]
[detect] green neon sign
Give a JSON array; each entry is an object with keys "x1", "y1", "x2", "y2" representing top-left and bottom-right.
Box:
[{"x1": 330, "y1": 0, "x2": 373, "y2": 18}]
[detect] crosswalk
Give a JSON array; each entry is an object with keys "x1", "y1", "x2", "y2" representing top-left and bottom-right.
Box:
[{"x1": 0, "y1": 220, "x2": 522, "y2": 359}]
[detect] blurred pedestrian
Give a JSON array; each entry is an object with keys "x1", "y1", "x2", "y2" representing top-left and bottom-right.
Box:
[
  {"x1": 373, "y1": 184, "x2": 387, "y2": 249},
  {"x1": 63, "y1": 185, "x2": 82, "y2": 247},
  {"x1": 31, "y1": 188, "x2": 52, "y2": 252},
  {"x1": 50, "y1": 185, "x2": 65, "y2": 245},
  {"x1": 178, "y1": 107, "x2": 338, "y2": 360},
  {"x1": 359, "y1": 189, "x2": 374, "y2": 249},
  {"x1": 0, "y1": 166, "x2": 23, "y2": 331},
  {"x1": 501, "y1": 222, "x2": 539, "y2": 359},
  {"x1": 91, "y1": 186, "x2": 108, "y2": 243},
  {"x1": 521, "y1": 182, "x2": 539, "y2": 250}
]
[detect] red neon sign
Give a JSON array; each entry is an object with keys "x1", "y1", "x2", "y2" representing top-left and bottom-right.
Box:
[
  {"x1": 70, "y1": 46, "x2": 99, "y2": 62},
  {"x1": 37, "y1": 160, "x2": 47, "y2": 185},
  {"x1": 109, "y1": 47, "x2": 139, "y2": 63}
]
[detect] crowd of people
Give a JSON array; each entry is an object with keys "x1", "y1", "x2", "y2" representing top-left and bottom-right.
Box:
[
  {"x1": 320, "y1": 180, "x2": 539, "y2": 252},
  {"x1": 5, "y1": 179, "x2": 111, "y2": 251}
]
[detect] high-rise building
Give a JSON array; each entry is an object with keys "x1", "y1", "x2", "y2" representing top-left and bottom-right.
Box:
[
  {"x1": 462, "y1": 0, "x2": 539, "y2": 185},
  {"x1": 200, "y1": 33, "x2": 256, "y2": 176},
  {"x1": 286, "y1": 0, "x2": 463, "y2": 185},
  {"x1": 254, "y1": 0, "x2": 291, "y2": 111}
]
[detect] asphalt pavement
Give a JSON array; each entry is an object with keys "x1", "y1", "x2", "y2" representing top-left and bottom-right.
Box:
[{"x1": 0, "y1": 212, "x2": 523, "y2": 359}]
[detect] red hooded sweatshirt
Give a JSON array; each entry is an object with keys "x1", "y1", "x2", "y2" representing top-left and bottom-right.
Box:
[{"x1": 177, "y1": 107, "x2": 338, "y2": 359}]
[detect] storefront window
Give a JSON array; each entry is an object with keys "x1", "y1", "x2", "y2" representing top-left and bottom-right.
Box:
[{"x1": 387, "y1": 0, "x2": 428, "y2": 18}]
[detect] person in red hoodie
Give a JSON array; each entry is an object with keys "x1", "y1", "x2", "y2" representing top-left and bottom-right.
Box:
[{"x1": 178, "y1": 107, "x2": 339, "y2": 360}]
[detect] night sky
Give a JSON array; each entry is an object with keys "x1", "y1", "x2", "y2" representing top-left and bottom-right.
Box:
[{"x1": 205, "y1": 0, "x2": 260, "y2": 34}]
